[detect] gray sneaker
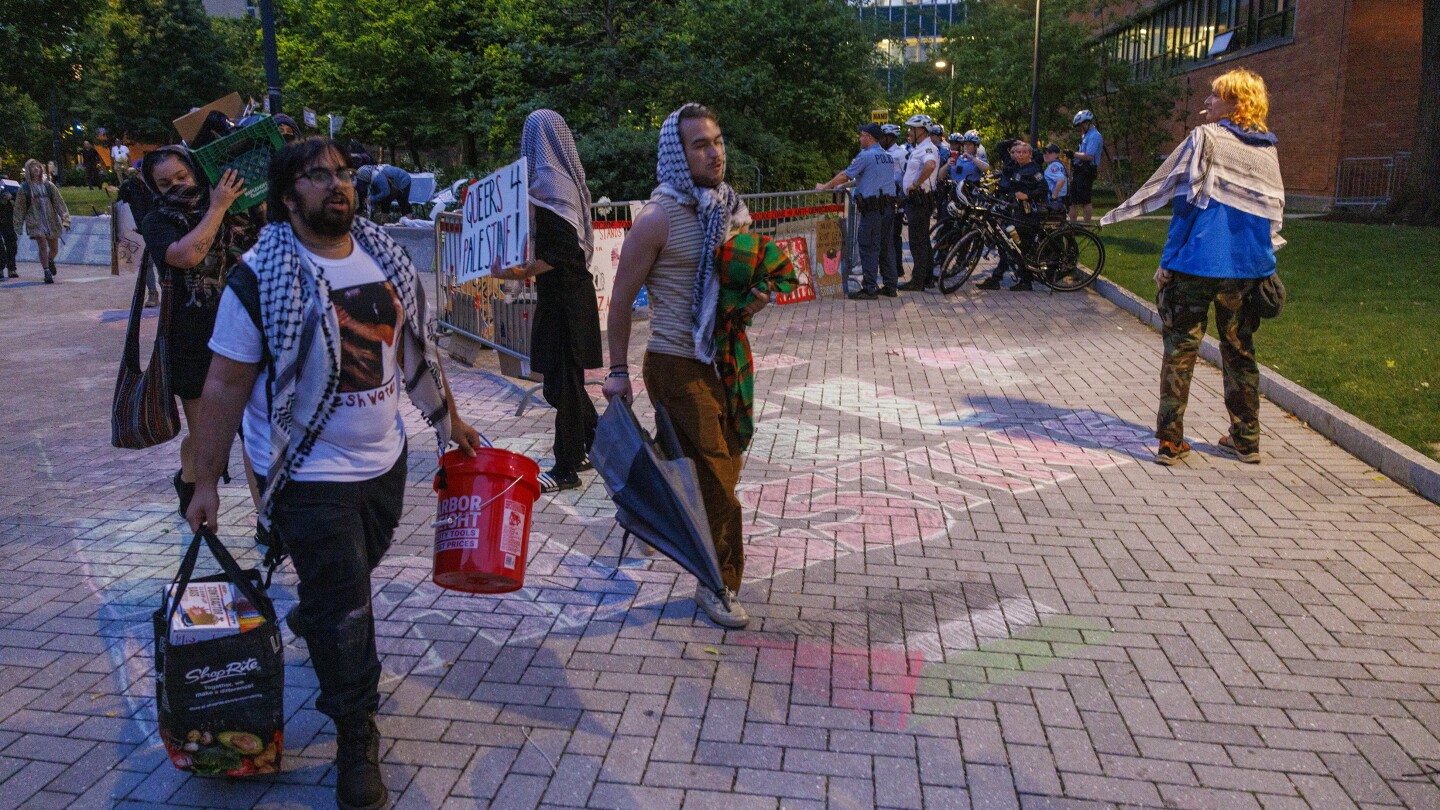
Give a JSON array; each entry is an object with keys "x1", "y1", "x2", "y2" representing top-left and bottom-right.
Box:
[{"x1": 695, "y1": 584, "x2": 749, "y2": 628}]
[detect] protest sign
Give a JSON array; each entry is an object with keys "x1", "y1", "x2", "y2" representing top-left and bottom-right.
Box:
[
  {"x1": 588, "y1": 226, "x2": 628, "y2": 332},
  {"x1": 456, "y1": 158, "x2": 530, "y2": 283},
  {"x1": 773, "y1": 237, "x2": 816, "y2": 305}
]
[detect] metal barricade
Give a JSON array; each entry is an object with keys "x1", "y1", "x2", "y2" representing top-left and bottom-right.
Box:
[
  {"x1": 1334, "y1": 154, "x2": 1411, "y2": 210},
  {"x1": 435, "y1": 190, "x2": 852, "y2": 393}
]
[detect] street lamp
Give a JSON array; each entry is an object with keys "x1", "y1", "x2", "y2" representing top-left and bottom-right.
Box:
[
  {"x1": 259, "y1": 0, "x2": 283, "y2": 115},
  {"x1": 934, "y1": 59, "x2": 955, "y2": 133}
]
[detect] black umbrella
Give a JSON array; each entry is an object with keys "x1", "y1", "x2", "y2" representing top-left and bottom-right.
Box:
[{"x1": 591, "y1": 398, "x2": 725, "y2": 597}]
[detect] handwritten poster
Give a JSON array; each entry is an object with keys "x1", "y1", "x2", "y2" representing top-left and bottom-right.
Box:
[
  {"x1": 773, "y1": 237, "x2": 817, "y2": 305},
  {"x1": 457, "y1": 157, "x2": 529, "y2": 282}
]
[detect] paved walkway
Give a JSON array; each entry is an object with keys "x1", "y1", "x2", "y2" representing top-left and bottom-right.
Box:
[{"x1": 3, "y1": 261, "x2": 1439, "y2": 810}]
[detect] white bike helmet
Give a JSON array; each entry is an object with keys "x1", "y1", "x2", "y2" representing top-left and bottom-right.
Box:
[
  {"x1": 1072, "y1": 109, "x2": 1095, "y2": 126},
  {"x1": 904, "y1": 113, "x2": 933, "y2": 128},
  {"x1": 928, "y1": 123, "x2": 945, "y2": 137},
  {"x1": 961, "y1": 131, "x2": 982, "y2": 144},
  {"x1": 880, "y1": 123, "x2": 901, "y2": 137}
]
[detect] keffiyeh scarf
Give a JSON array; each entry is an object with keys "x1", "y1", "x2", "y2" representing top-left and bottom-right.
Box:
[
  {"x1": 714, "y1": 234, "x2": 796, "y2": 450},
  {"x1": 522, "y1": 109, "x2": 594, "y2": 264},
  {"x1": 243, "y1": 217, "x2": 453, "y2": 529},
  {"x1": 1101, "y1": 121, "x2": 1286, "y2": 251},
  {"x1": 654, "y1": 103, "x2": 752, "y2": 364}
]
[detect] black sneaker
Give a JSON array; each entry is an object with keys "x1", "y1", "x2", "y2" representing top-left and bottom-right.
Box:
[
  {"x1": 575, "y1": 454, "x2": 593, "y2": 473},
  {"x1": 538, "y1": 469, "x2": 581, "y2": 493},
  {"x1": 43, "y1": 270, "x2": 54, "y2": 284},
  {"x1": 1007, "y1": 280, "x2": 1034, "y2": 291},
  {"x1": 897, "y1": 281, "x2": 925, "y2": 292},
  {"x1": 335, "y1": 712, "x2": 388, "y2": 810},
  {"x1": 975, "y1": 278, "x2": 1001, "y2": 290},
  {"x1": 848, "y1": 290, "x2": 878, "y2": 300},
  {"x1": 878, "y1": 287, "x2": 898, "y2": 298}
]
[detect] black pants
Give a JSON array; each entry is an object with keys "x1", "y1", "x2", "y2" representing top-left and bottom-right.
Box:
[
  {"x1": 889, "y1": 202, "x2": 905, "y2": 280},
  {"x1": 0, "y1": 226, "x2": 15, "y2": 273},
  {"x1": 270, "y1": 446, "x2": 406, "y2": 721},
  {"x1": 857, "y1": 206, "x2": 896, "y2": 293},
  {"x1": 542, "y1": 357, "x2": 597, "y2": 474},
  {"x1": 907, "y1": 199, "x2": 935, "y2": 285},
  {"x1": 987, "y1": 224, "x2": 1037, "y2": 285}
]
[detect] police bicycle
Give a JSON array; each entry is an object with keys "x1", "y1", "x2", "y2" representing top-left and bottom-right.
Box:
[{"x1": 936, "y1": 186, "x2": 1104, "y2": 294}]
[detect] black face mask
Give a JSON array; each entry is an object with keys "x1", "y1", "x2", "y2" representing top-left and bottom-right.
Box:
[{"x1": 160, "y1": 183, "x2": 205, "y2": 213}]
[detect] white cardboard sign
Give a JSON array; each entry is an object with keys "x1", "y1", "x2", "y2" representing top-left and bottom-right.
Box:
[{"x1": 457, "y1": 157, "x2": 530, "y2": 282}]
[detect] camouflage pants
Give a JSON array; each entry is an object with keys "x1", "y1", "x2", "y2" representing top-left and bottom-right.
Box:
[{"x1": 1156, "y1": 272, "x2": 1261, "y2": 453}]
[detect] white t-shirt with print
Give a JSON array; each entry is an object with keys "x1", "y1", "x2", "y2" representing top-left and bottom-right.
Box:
[
  {"x1": 209, "y1": 242, "x2": 407, "y2": 481},
  {"x1": 903, "y1": 140, "x2": 940, "y2": 193}
]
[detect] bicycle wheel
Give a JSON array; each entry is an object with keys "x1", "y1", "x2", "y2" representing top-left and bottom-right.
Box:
[
  {"x1": 938, "y1": 231, "x2": 986, "y2": 295},
  {"x1": 1036, "y1": 227, "x2": 1105, "y2": 291}
]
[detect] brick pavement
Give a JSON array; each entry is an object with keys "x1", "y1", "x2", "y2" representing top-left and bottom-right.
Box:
[{"x1": 2, "y1": 261, "x2": 1439, "y2": 809}]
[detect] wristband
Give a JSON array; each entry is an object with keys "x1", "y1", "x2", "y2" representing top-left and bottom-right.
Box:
[{"x1": 607, "y1": 370, "x2": 629, "y2": 379}]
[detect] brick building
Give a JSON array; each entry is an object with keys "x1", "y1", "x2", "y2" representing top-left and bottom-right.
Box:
[{"x1": 1096, "y1": 0, "x2": 1423, "y2": 208}]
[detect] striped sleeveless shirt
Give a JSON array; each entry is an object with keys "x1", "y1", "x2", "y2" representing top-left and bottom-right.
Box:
[{"x1": 644, "y1": 191, "x2": 707, "y2": 360}]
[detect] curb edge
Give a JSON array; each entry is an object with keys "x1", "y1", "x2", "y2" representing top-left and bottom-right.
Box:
[{"x1": 1091, "y1": 276, "x2": 1440, "y2": 507}]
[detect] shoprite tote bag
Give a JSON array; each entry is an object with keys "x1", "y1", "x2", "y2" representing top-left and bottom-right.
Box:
[
  {"x1": 154, "y1": 528, "x2": 284, "y2": 777},
  {"x1": 111, "y1": 259, "x2": 180, "y2": 449}
]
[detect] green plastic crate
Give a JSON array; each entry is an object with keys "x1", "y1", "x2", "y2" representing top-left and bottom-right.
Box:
[{"x1": 192, "y1": 115, "x2": 286, "y2": 214}]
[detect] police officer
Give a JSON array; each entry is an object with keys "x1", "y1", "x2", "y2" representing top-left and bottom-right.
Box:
[
  {"x1": 879, "y1": 123, "x2": 908, "y2": 282},
  {"x1": 818, "y1": 123, "x2": 898, "y2": 299},
  {"x1": 948, "y1": 131, "x2": 989, "y2": 191},
  {"x1": 964, "y1": 130, "x2": 988, "y2": 163},
  {"x1": 976, "y1": 140, "x2": 1048, "y2": 291},
  {"x1": 897, "y1": 114, "x2": 940, "y2": 292},
  {"x1": 1070, "y1": 110, "x2": 1103, "y2": 224},
  {"x1": 929, "y1": 124, "x2": 949, "y2": 166}
]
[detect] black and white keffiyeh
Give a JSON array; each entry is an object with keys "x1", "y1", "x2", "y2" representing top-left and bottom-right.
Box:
[
  {"x1": 654, "y1": 103, "x2": 751, "y2": 365},
  {"x1": 243, "y1": 217, "x2": 452, "y2": 528},
  {"x1": 522, "y1": 109, "x2": 593, "y2": 264}
]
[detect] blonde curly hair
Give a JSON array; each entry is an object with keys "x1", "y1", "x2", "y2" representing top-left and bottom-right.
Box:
[{"x1": 1211, "y1": 68, "x2": 1269, "y2": 133}]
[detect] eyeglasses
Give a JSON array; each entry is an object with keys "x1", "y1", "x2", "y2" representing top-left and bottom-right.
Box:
[{"x1": 297, "y1": 167, "x2": 357, "y2": 187}]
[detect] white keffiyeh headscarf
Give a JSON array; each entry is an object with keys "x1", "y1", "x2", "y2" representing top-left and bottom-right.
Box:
[
  {"x1": 521, "y1": 109, "x2": 593, "y2": 264},
  {"x1": 653, "y1": 103, "x2": 751, "y2": 365}
]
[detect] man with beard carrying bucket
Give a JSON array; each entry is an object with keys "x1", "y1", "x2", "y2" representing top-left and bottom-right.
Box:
[{"x1": 185, "y1": 138, "x2": 483, "y2": 810}]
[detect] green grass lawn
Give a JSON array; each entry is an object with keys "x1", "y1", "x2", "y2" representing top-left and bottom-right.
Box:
[
  {"x1": 59, "y1": 186, "x2": 115, "y2": 216},
  {"x1": 1099, "y1": 218, "x2": 1440, "y2": 460}
]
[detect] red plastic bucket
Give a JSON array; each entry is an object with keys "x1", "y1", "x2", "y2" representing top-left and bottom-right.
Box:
[{"x1": 432, "y1": 448, "x2": 540, "y2": 594}]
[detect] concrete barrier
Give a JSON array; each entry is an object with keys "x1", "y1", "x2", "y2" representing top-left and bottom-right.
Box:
[
  {"x1": 16, "y1": 216, "x2": 438, "y2": 274},
  {"x1": 1092, "y1": 276, "x2": 1440, "y2": 507},
  {"x1": 17, "y1": 216, "x2": 112, "y2": 267},
  {"x1": 383, "y1": 223, "x2": 435, "y2": 274}
]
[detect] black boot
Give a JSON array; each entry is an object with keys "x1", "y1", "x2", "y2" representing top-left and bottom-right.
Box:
[{"x1": 335, "y1": 712, "x2": 388, "y2": 810}]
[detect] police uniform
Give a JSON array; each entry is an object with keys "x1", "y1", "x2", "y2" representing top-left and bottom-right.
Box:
[
  {"x1": 843, "y1": 141, "x2": 897, "y2": 294},
  {"x1": 884, "y1": 134, "x2": 908, "y2": 281},
  {"x1": 981, "y1": 158, "x2": 1048, "y2": 288},
  {"x1": 1072, "y1": 125, "x2": 1102, "y2": 205},
  {"x1": 900, "y1": 134, "x2": 940, "y2": 288}
]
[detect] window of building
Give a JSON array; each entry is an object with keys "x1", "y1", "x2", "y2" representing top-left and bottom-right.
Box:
[{"x1": 1101, "y1": 0, "x2": 1296, "y2": 79}]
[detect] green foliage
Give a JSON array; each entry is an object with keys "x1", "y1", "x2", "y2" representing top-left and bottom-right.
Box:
[
  {"x1": 940, "y1": 0, "x2": 1102, "y2": 143},
  {"x1": 0, "y1": 84, "x2": 46, "y2": 169},
  {"x1": 1091, "y1": 70, "x2": 1186, "y2": 197},
  {"x1": 1102, "y1": 218, "x2": 1440, "y2": 460},
  {"x1": 85, "y1": 0, "x2": 236, "y2": 141},
  {"x1": 275, "y1": 0, "x2": 460, "y2": 149},
  {"x1": 897, "y1": 94, "x2": 943, "y2": 122}
]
